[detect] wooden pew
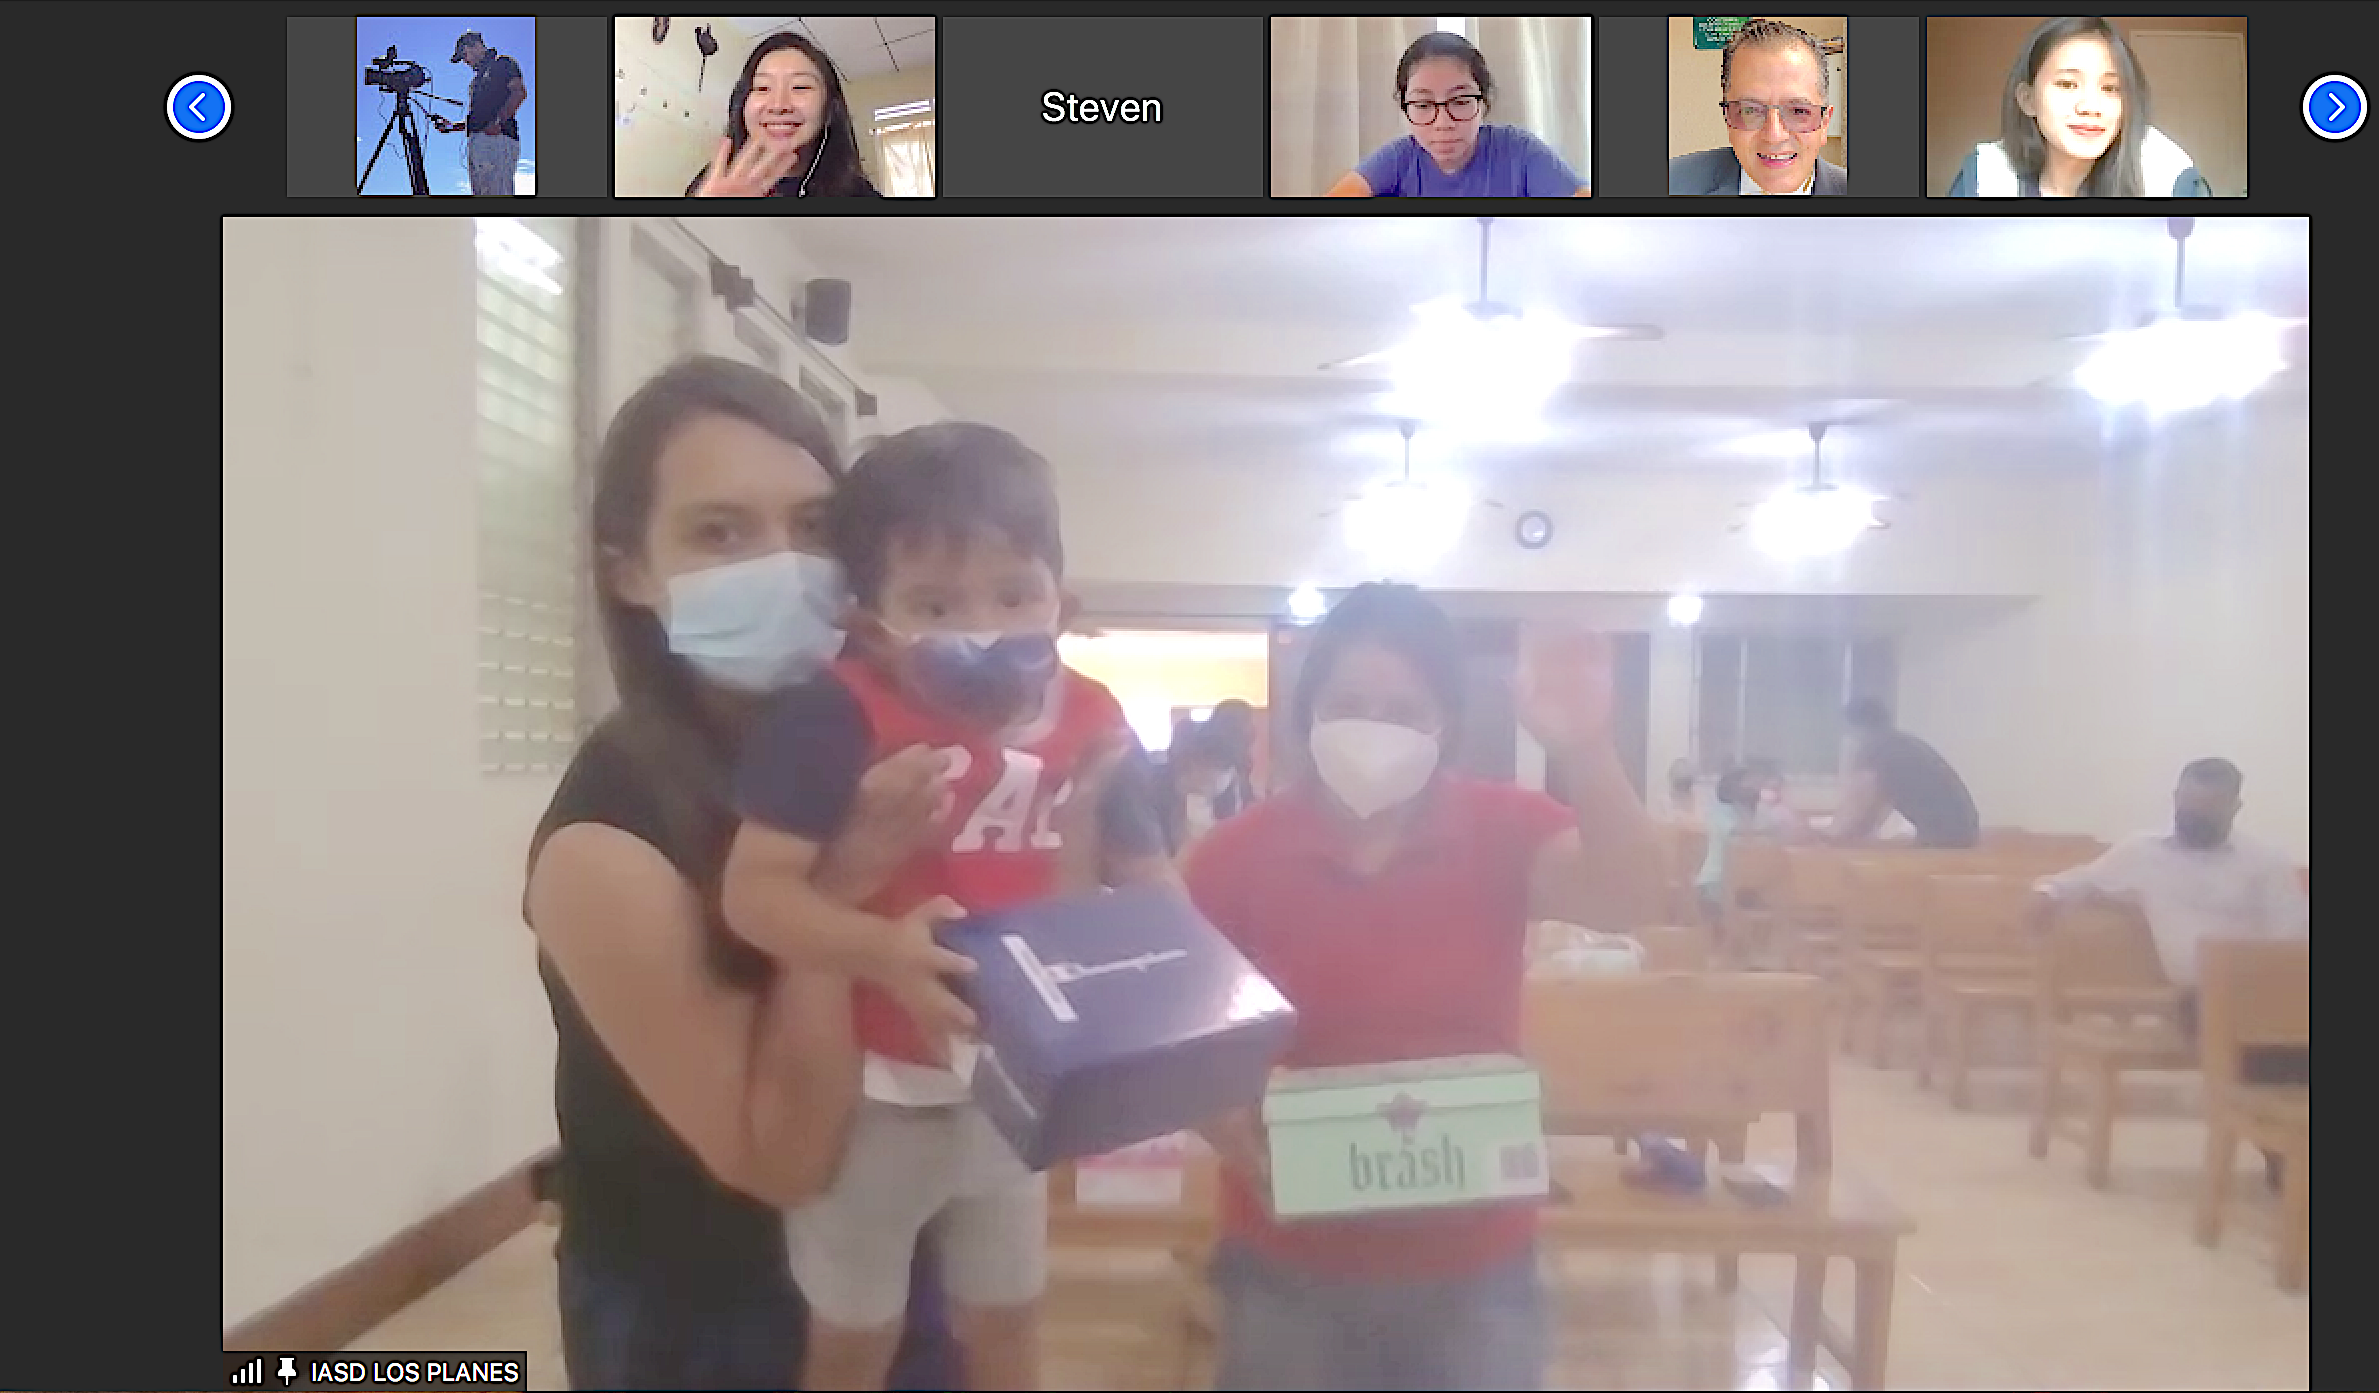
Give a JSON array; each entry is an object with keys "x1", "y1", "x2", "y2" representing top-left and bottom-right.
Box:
[
  {"x1": 1523, "y1": 973, "x2": 1915, "y2": 1389},
  {"x1": 1914, "y1": 872, "x2": 2041, "y2": 1106},
  {"x1": 2026, "y1": 902, "x2": 2190, "y2": 1188},
  {"x1": 1045, "y1": 1144, "x2": 1222, "y2": 1355},
  {"x1": 2191, "y1": 938, "x2": 2310, "y2": 1291},
  {"x1": 1717, "y1": 836, "x2": 1790, "y2": 965}
]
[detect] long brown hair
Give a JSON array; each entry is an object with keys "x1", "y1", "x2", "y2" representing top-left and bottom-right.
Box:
[
  {"x1": 583, "y1": 355, "x2": 846, "y2": 985},
  {"x1": 1999, "y1": 16, "x2": 2149, "y2": 198}
]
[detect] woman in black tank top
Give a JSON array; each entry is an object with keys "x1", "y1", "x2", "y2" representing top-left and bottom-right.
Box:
[{"x1": 524, "y1": 359, "x2": 955, "y2": 1389}]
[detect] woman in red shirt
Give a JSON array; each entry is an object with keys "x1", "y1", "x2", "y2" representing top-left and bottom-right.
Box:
[{"x1": 1183, "y1": 583, "x2": 1666, "y2": 1390}]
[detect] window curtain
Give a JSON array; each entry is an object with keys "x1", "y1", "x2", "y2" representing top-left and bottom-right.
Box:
[{"x1": 875, "y1": 117, "x2": 937, "y2": 197}]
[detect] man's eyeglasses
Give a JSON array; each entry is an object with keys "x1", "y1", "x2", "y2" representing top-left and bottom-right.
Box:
[
  {"x1": 1404, "y1": 95, "x2": 1483, "y2": 125},
  {"x1": 1720, "y1": 100, "x2": 1829, "y2": 133}
]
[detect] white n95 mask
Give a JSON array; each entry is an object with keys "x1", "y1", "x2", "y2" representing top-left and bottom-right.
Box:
[
  {"x1": 663, "y1": 550, "x2": 847, "y2": 693},
  {"x1": 1309, "y1": 718, "x2": 1440, "y2": 819}
]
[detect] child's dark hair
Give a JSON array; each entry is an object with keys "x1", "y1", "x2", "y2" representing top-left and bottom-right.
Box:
[
  {"x1": 826, "y1": 422, "x2": 1064, "y2": 607},
  {"x1": 1395, "y1": 31, "x2": 1495, "y2": 108}
]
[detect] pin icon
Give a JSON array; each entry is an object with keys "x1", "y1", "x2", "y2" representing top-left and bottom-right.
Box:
[{"x1": 277, "y1": 1356, "x2": 297, "y2": 1387}]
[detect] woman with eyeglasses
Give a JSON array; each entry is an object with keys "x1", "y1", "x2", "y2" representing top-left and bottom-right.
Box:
[
  {"x1": 1667, "y1": 19, "x2": 1848, "y2": 195},
  {"x1": 1944, "y1": 16, "x2": 2211, "y2": 198},
  {"x1": 1324, "y1": 32, "x2": 1590, "y2": 197}
]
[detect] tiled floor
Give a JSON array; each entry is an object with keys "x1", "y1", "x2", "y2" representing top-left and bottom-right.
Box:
[{"x1": 356, "y1": 1058, "x2": 2309, "y2": 1390}]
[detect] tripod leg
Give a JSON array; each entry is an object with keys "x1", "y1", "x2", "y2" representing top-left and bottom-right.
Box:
[
  {"x1": 399, "y1": 106, "x2": 432, "y2": 197},
  {"x1": 358, "y1": 107, "x2": 402, "y2": 194}
]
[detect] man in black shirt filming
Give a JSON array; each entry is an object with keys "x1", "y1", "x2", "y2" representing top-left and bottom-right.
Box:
[
  {"x1": 432, "y1": 30, "x2": 526, "y2": 196},
  {"x1": 1828, "y1": 697, "x2": 1981, "y2": 849}
]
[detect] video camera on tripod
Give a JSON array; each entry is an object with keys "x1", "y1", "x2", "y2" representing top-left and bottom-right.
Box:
[
  {"x1": 358, "y1": 44, "x2": 456, "y2": 196},
  {"x1": 363, "y1": 46, "x2": 429, "y2": 95}
]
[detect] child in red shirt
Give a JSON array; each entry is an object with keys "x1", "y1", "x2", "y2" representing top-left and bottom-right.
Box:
[{"x1": 720, "y1": 423, "x2": 1168, "y2": 1391}]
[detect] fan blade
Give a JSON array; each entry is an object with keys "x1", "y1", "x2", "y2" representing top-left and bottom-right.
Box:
[
  {"x1": 1318, "y1": 348, "x2": 1393, "y2": 371},
  {"x1": 1576, "y1": 323, "x2": 1666, "y2": 342}
]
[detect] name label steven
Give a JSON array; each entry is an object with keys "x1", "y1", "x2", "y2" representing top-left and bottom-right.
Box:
[{"x1": 1043, "y1": 91, "x2": 1164, "y2": 124}]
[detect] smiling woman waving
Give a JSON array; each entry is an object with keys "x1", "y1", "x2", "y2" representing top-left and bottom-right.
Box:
[
  {"x1": 1182, "y1": 583, "x2": 1664, "y2": 1391},
  {"x1": 689, "y1": 32, "x2": 883, "y2": 197}
]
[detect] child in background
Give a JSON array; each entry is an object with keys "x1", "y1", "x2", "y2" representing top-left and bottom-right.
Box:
[{"x1": 719, "y1": 422, "x2": 1171, "y2": 1391}]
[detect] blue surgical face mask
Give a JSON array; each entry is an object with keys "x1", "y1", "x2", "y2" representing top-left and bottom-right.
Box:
[
  {"x1": 663, "y1": 550, "x2": 847, "y2": 693},
  {"x1": 897, "y1": 629, "x2": 1060, "y2": 726}
]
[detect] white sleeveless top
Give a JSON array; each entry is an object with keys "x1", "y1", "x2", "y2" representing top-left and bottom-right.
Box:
[{"x1": 1968, "y1": 126, "x2": 2198, "y2": 196}]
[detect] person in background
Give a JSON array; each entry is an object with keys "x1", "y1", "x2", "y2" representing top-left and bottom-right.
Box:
[
  {"x1": 1945, "y1": 16, "x2": 2211, "y2": 198},
  {"x1": 1183, "y1": 584, "x2": 1665, "y2": 1390},
  {"x1": 522, "y1": 358, "x2": 954, "y2": 1390},
  {"x1": 690, "y1": 32, "x2": 882, "y2": 198},
  {"x1": 1325, "y1": 31, "x2": 1591, "y2": 197},
  {"x1": 1828, "y1": 698, "x2": 1980, "y2": 849},
  {"x1": 1740, "y1": 756, "x2": 1809, "y2": 836},
  {"x1": 433, "y1": 30, "x2": 525, "y2": 196},
  {"x1": 1668, "y1": 19, "x2": 1847, "y2": 195},
  {"x1": 2029, "y1": 758, "x2": 2305, "y2": 1185},
  {"x1": 1157, "y1": 719, "x2": 1241, "y2": 854},
  {"x1": 1204, "y1": 699, "x2": 1263, "y2": 819},
  {"x1": 1662, "y1": 757, "x2": 1700, "y2": 821},
  {"x1": 1694, "y1": 761, "x2": 1799, "y2": 953}
]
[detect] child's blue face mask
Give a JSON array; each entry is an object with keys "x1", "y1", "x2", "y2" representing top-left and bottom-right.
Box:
[{"x1": 895, "y1": 630, "x2": 1060, "y2": 726}]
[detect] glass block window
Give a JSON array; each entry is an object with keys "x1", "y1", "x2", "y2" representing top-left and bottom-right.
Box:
[{"x1": 474, "y1": 216, "x2": 583, "y2": 775}]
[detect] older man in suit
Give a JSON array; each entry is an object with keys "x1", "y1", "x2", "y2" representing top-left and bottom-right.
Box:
[{"x1": 1669, "y1": 19, "x2": 1847, "y2": 196}]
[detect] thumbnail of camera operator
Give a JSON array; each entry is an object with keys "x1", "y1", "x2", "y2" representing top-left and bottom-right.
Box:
[{"x1": 357, "y1": 17, "x2": 535, "y2": 196}]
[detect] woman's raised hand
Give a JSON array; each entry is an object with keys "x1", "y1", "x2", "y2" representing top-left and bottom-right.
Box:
[{"x1": 693, "y1": 136, "x2": 796, "y2": 197}]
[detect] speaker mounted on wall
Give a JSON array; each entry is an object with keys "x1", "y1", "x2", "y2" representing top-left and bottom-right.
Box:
[{"x1": 799, "y1": 278, "x2": 852, "y2": 345}]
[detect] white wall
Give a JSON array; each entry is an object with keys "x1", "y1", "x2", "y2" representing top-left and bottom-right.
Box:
[
  {"x1": 223, "y1": 216, "x2": 948, "y2": 1331},
  {"x1": 1052, "y1": 454, "x2": 2097, "y2": 598},
  {"x1": 1898, "y1": 396, "x2": 2309, "y2": 857},
  {"x1": 223, "y1": 217, "x2": 558, "y2": 1329}
]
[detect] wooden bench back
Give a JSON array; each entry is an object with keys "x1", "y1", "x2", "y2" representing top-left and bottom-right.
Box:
[
  {"x1": 1778, "y1": 844, "x2": 1856, "y2": 922},
  {"x1": 1633, "y1": 923, "x2": 1715, "y2": 972},
  {"x1": 2036, "y1": 900, "x2": 2171, "y2": 1011},
  {"x1": 1046, "y1": 1144, "x2": 1221, "y2": 1248},
  {"x1": 1722, "y1": 835, "x2": 1791, "y2": 902},
  {"x1": 2194, "y1": 938, "x2": 2310, "y2": 1080},
  {"x1": 1921, "y1": 871, "x2": 2038, "y2": 961},
  {"x1": 1521, "y1": 972, "x2": 1834, "y2": 1169},
  {"x1": 1980, "y1": 829, "x2": 2109, "y2": 863},
  {"x1": 1839, "y1": 850, "x2": 1978, "y2": 947}
]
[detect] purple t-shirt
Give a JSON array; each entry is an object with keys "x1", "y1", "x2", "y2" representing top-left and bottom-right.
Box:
[{"x1": 1353, "y1": 123, "x2": 1582, "y2": 197}]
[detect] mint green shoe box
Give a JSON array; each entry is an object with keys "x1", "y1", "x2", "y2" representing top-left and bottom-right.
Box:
[{"x1": 1261, "y1": 1053, "x2": 1551, "y2": 1220}]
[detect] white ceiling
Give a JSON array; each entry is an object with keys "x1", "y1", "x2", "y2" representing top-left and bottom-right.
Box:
[
  {"x1": 782, "y1": 216, "x2": 2309, "y2": 480},
  {"x1": 718, "y1": 17, "x2": 934, "y2": 80}
]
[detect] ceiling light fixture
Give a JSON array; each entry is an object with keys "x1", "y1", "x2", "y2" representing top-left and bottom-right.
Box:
[
  {"x1": 2075, "y1": 312, "x2": 2289, "y2": 416},
  {"x1": 1344, "y1": 420, "x2": 1472, "y2": 570},
  {"x1": 1666, "y1": 593, "x2": 1705, "y2": 626},
  {"x1": 1384, "y1": 296, "x2": 1582, "y2": 440},
  {"x1": 1747, "y1": 483, "x2": 1884, "y2": 560},
  {"x1": 1286, "y1": 586, "x2": 1329, "y2": 624},
  {"x1": 1740, "y1": 421, "x2": 1886, "y2": 561},
  {"x1": 1346, "y1": 475, "x2": 1471, "y2": 568}
]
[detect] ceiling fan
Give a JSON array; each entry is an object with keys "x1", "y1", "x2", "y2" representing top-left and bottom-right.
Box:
[
  {"x1": 2067, "y1": 216, "x2": 2304, "y2": 346},
  {"x1": 1727, "y1": 419, "x2": 1900, "y2": 559},
  {"x1": 1320, "y1": 417, "x2": 1506, "y2": 569},
  {"x1": 1316, "y1": 216, "x2": 1665, "y2": 376},
  {"x1": 2039, "y1": 216, "x2": 2301, "y2": 416}
]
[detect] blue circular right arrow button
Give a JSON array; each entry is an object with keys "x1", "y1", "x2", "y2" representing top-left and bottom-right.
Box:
[{"x1": 2304, "y1": 74, "x2": 2365, "y2": 141}]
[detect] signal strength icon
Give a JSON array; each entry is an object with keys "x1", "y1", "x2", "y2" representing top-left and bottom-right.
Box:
[{"x1": 231, "y1": 1357, "x2": 265, "y2": 1385}]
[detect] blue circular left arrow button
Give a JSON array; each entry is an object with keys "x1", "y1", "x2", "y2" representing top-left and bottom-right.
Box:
[{"x1": 168, "y1": 74, "x2": 231, "y2": 139}]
